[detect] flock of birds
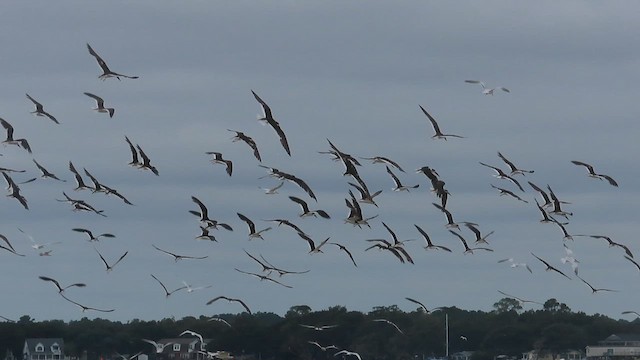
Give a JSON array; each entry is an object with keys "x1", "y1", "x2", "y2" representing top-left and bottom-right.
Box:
[{"x1": 0, "y1": 42, "x2": 635, "y2": 359}]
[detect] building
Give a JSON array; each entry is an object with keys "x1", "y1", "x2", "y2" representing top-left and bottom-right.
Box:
[
  {"x1": 23, "y1": 338, "x2": 64, "y2": 360},
  {"x1": 586, "y1": 333, "x2": 640, "y2": 360}
]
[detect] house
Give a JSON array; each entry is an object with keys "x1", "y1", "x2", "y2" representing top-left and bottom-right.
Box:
[
  {"x1": 586, "y1": 333, "x2": 640, "y2": 360},
  {"x1": 522, "y1": 349, "x2": 583, "y2": 360},
  {"x1": 451, "y1": 351, "x2": 474, "y2": 360},
  {"x1": 23, "y1": 338, "x2": 64, "y2": 360},
  {"x1": 153, "y1": 338, "x2": 209, "y2": 360}
]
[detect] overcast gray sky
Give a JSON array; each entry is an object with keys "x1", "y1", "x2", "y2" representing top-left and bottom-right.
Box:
[{"x1": 0, "y1": 1, "x2": 639, "y2": 322}]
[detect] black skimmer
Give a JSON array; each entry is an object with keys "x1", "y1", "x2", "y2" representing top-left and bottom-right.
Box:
[
  {"x1": 414, "y1": 224, "x2": 452, "y2": 252},
  {"x1": 38, "y1": 275, "x2": 86, "y2": 293},
  {"x1": 386, "y1": 166, "x2": 419, "y2": 192},
  {"x1": 576, "y1": 274, "x2": 618, "y2": 294},
  {"x1": 449, "y1": 230, "x2": 493, "y2": 254},
  {"x1": 124, "y1": 136, "x2": 141, "y2": 167},
  {"x1": 531, "y1": 253, "x2": 572, "y2": 280},
  {"x1": 329, "y1": 242, "x2": 358, "y2": 267},
  {"x1": 289, "y1": 196, "x2": 330, "y2": 218},
  {"x1": 152, "y1": 244, "x2": 209, "y2": 262},
  {"x1": 0, "y1": 117, "x2": 32, "y2": 153},
  {"x1": 32, "y1": 159, "x2": 66, "y2": 182},
  {"x1": 490, "y1": 184, "x2": 528, "y2": 203},
  {"x1": 72, "y1": 228, "x2": 115, "y2": 242},
  {"x1": 206, "y1": 295, "x2": 252, "y2": 314},
  {"x1": 136, "y1": 144, "x2": 159, "y2": 176},
  {"x1": 228, "y1": 129, "x2": 261, "y2": 162},
  {"x1": 237, "y1": 212, "x2": 272, "y2": 239},
  {"x1": 479, "y1": 162, "x2": 524, "y2": 191},
  {"x1": 150, "y1": 274, "x2": 187, "y2": 298},
  {"x1": 497, "y1": 152, "x2": 533, "y2": 176},
  {"x1": 571, "y1": 160, "x2": 618, "y2": 187},
  {"x1": 95, "y1": 247, "x2": 128, "y2": 272},
  {"x1": 59, "y1": 293, "x2": 114, "y2": 313},
  {"x1": 419, "y1": 105, "x2": 464, "y2": 140},
  {"x1": 25, "y1": 93, "x2": 59, "y2": 124},
  {"x1": 252, "y1": 90, "x2": 291, "y2": 156},
  {"x1": 405, "y1": 296, "x2": 443, "y2": 313},
  {"x1": 297, "y1": 232, "x2": 330, "y2": 254},
  {"x1": 206, "y1": 152, "x2": 233, "y2": 176},
  {"x1": 360, "y1": 155, "x2": 405, "y2": 172},
  {"x1": 87, "y1": 43, "x2": 139, "y2": 80},
  {"x1": 84, "y1": 92, "x2": 115, "y2": 118},
  {"x1": 260, "y1": 165, "x2": 317, "y2": 200}
]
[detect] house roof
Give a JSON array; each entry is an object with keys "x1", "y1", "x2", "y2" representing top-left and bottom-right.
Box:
[
  {"x1": 602, "y1": 334, "x2": 640, "y2": 342},
  {"x1": 24, "y1": 338, "x2": 64, "y2": 354}
]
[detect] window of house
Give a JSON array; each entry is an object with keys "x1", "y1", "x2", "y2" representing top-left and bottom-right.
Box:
[
  {"x1": 173, "y1": 344, "x2": 180, "y2": 352},
  {"x1": 35, "y1": 344, "x2": 44, "y2": 353},
  {"x1": 51, "y1": 344, "x2": 59, "y2": 353}
]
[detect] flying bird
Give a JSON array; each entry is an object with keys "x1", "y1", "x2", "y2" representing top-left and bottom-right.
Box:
[
  {"x1": 289, "y1": 196, "x2": 330, "y2": 218},
  {"x1": 141, "y1": 339, "x2": 173, "y2": 353},
  {"x1": 59, "y1": 293, "x2": 115, "y2": 313},
  {"x1": 206, "y1": 152, "x2": 233, "y2": 176},
  {"x1": 490, "y1": 184, "x2": 528, "y2": 203},
  {"x1": 260, "y1": 181, "x2": 285, "y2": 195},
  {"x1": 329, "y1": 242, "x2": 358, "y2": 267},
  {"x1": 179, "y1": 330, "x2": 204, "y2": 344},
  {"x1": 136, "y1": 144, "x2": 159, "y2": 176},
  {"x1": 414, "y1": 224, "x2": 452, "y2": 252},
  {"x1": 386, "y1": 166, "x2": 419, "y2": 192},
  {"x1": 150, "y1": 274, "x2": 187, "y2": 298},
  {"x1": 497, "y1": 290, "x2": 542, "y2": 306},
  {"x1": 252, "y1": 90, "x2": 291, "y2": 156},
  {"x1": 297, "y1": 232, "x2": 331, "y2": 254},
  {"x1": 124, "y1": 136, "x2": 141, "y2": 167},
  {"x1": 299, "y1": 324, "x2": 339, "y2": 331},
  {"x1": 464, "y1": 223, "x2": 494, "y2": 245},
  {"x1": 152, "y1": 244, "x2": 209, "y2": 262},
  {"x1": 531, "y1": 253, "x2": 572, "y2": 280},
  {"x1": 87, "y1": 43, "x2": 139, "y2": 80},
  {"x1": 419, "y1": 105, "x2": 464, "y2": 140},
  {"x1": 72, "y1": 228, "x2": 115, "y2": 242},
  {"x1": 405, "y1": 297, "x2": 442, "y2": 313},
  {"x1": 38, "y1": 276, "x2": 86, "y2": 293},
  {"x1": 32, "y1": 159, "x2": 66, "y2": 182},
  {"x1": 464, "y1": 80, "x2": 510, "y2": 95},
  {"x1": 479, "y1": 162, "x2": 525, "y2": 192},
  {"x1": 25, "y1": 93, "x2": 59, "y2": 124},
  {"x1": 372, "y1": 318, "x2": 404, "y2": 334},
  {"x1": 576, "y1": 274, "x2": 618, "y2": 294},
  {"x1": 498, "y1": 258, "x2": 533, "y2": 273},
  {"x1": 206, "y1": 295, "x2": 252, "y2": 314},
  {"x1": 307, "y1": 341, "x2": 338, "y2": 352},
  {"x1": 95, "y1": 248, "x2": 128, "y2": 272},
  {"x1": 228, "y1": 130, "x2": 261, "y2": 162},
  {"x1": 449, "y1": 230, "x2": 493, "y2": 254},
  {"x1": 497, "y1": 152, "x2": 533, "y2": 176},
  {"x1": 1, "y1": 117, "x2": 32, "y2": 153},
  {"x1": 571, "y1": 160, "x2": 618, "y2": 187},
  {"x1": 360, "y1": 155, "x2": 405, "y2": 172},
  {"x1": 260, "y1": 165, "x2": 317, "y2": 200},
  {"x1": 84, "y1": 92, "x2": 115, "y2": 118},
  {"x1": 237, "y1": 213, "x2": 272, "y2": 240},
  {"x1": 190, "y1": 196, "x2": 233, "y2": 231},
  {"x1": 334, "y1": 350, "x2": 362, "y2": 360}
]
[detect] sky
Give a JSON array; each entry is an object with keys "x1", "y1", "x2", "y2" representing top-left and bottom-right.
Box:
[{"x1": 0, "y1": 1, "x2": 639, "y2": 323}]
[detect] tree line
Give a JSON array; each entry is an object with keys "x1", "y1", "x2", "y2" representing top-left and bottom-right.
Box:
[{"x1": 2, "y1": 298, "x2": 638, "y2": 360}]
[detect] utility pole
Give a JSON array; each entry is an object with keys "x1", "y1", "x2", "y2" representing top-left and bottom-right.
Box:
[{"x1": 446, "y1": 313, "x2": 449, "y2": 358}]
